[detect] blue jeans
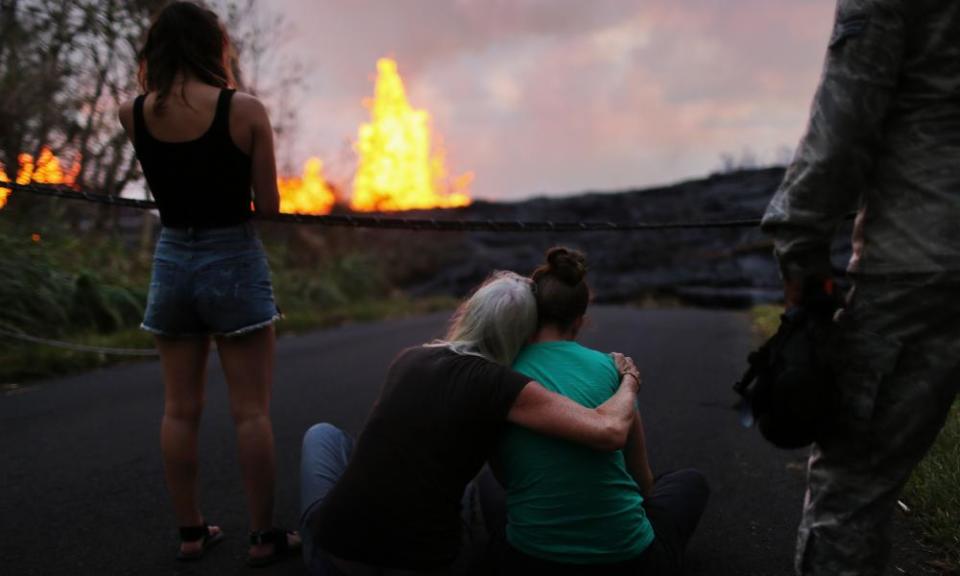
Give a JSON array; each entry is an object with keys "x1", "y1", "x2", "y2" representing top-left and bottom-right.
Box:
[
  {"x1": 300, "y1": 424, "x2": 483, "y2": 575},
  {"x1": 300, "y1": 423, "x2": 355, "y2": 574}
]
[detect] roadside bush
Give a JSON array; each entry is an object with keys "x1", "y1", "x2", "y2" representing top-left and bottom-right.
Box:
[
  {"x1": 0, "y1": 230, "x2": 74, "y2": 337},
  {"x1": 0, "y1": 226, "x2": 146, "y2": 337},
  {"x1": 1, "y1": 222, "x2": 453, "y2": 383},
  {"x1": 70, "y1": 274, "x2": 146, "y2": 333},
  {"x1": 272, "y1": 251, "x2": 386, "y2": 313}
]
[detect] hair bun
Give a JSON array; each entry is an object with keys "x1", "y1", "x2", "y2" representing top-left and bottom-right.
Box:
[{"x1": 545, "y1": 246, "x2": 587, "y2": 285}]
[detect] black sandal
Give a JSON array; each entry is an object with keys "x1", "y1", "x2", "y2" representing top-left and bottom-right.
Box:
[
  {"x1": 176, "y1": 522, "x2": 224, "y2": 561},
  {"x1": 247, "y1": 528, "x2": 301, "y2": 567}
]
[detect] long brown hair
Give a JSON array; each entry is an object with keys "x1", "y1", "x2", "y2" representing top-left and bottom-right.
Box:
[
  {"x1": 530, "y1": 247, "x2": 590, "y2": 331},
  {"x1": 137, "y1": 1, "x2": 236, "y2": 114}
]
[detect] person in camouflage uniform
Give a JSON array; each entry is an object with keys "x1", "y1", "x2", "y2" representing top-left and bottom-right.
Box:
[{"x1": 761, "y1": 1, "x2": 960, "y2": 574}]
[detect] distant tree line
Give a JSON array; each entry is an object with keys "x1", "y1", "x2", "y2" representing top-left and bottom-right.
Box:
[{"x1": 716, "y1": 145, "x2": 795, "y2": 175}]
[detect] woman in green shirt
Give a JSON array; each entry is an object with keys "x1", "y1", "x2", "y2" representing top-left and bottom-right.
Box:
[{"x1": 491, "y1": 247, "x2": 709, "y2": 575}]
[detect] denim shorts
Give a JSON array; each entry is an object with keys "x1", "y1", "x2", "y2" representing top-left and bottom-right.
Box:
[{"x1": 141, "y1": 223, "x2": 281, "y2": 338}]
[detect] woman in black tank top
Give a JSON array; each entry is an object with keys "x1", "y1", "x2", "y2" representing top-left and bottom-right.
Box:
[{"x1": 118, "y1": 2, "x2": 299, "y2": 567}]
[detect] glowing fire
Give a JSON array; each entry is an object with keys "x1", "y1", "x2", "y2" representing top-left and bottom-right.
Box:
[
  {"x1": 4, "y1": 59, "x2": 471, "y2": 216},
  {"x1": 277, "y1": 157, "x2": 336, "y2": 215},
  {"x1": 0, "y1": 146, "x2": 82, "y2": 209},
  {"x1": 350, "y1": 58, "x2": 472, "y2": 212}
]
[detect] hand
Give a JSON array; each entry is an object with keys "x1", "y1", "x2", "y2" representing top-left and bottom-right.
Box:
[
  {"x1": 610, "y1": 352, "x2": 631, "y2": 374},
  {"x1": 610, "y1": 353, "x2": 642, "y2": 391}
]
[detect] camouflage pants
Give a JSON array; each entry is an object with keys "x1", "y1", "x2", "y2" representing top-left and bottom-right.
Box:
[{"x1": 796, "y1": 274, "x2": 960, "y2": 576}]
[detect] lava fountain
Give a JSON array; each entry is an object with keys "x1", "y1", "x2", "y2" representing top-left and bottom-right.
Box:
[
  {"x1": 350, "y1": 58, "x2": 472, "y2": 212},
  {"x1": 277, "y1": 157, "x2": 336, "y2": 215}
]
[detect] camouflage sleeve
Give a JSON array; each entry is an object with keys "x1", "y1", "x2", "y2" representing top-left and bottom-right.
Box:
[{"x1": 760, "y1": 0, "x2": 907, "y2": 280}]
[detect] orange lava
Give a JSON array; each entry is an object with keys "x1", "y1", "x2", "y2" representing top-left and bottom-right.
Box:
[
  {"x1": 350, "y1": 58, "x2": 472, "y2": 212},
  {"x1": 0, "y1": 146, "x2": 82, "y2": 209},
  {"x1": 277, "y1": 157, "x2": 336, "y2": 215},
  {"x1": 7, "y1": 58, "x2": 471, "y2": 218}
]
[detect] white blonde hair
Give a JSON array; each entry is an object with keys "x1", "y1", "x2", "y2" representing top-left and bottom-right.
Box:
[{"x1": 428, "y1": 271, "x2": 537, "y2": 366}]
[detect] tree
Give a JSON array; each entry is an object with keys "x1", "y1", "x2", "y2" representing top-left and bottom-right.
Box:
[
  {"x1": 0, "y1": 0, "x2": 161, "y2": 227},
  {"x1": 0, "y1": 0, "x2": 306, "y2": 232},
  {"x1": 217, "y1": 0, "x2": 307, "y2": 171},
  {"x1": 716, "y1": 147, "x2": 764, "y2": 174}
]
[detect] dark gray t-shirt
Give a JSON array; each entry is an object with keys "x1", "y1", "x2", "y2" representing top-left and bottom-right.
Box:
[{"x1": 313, "y1": 346, "x2": 531, "y2": 569}]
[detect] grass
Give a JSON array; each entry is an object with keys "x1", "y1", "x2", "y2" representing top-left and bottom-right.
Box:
[
  {"x1": 750, "y1": 304, "x2": 784, "y2": 340},
  {"x1": 0, "y1": 295, "x2": 459, "y2": 385},
  {"x1": 904, "y1": 401, "x2": 960, "y2": 569},
  {"x1": 750, "y1": 306, "x2": 960, "y2": 570},
  {"x1": 0, "y1": 221, "x2": 459, "y2": 385},
  {"x1": 0, "y1": 328, "x2": 155, "y2": 384},
  {"x1": 277, "y1": 294, "x2": 458, "y2": 335}
]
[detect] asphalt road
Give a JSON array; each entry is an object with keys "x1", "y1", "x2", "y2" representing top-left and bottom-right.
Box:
[{"x1": 0, "y1": 307, "x2": 933, "y2": 575}]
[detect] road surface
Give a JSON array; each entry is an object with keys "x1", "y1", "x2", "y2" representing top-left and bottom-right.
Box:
[{"x1": 0, "y1": 307, "x2": 933, "y2": 575}]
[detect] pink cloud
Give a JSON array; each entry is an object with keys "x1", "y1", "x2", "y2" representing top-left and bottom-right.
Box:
[{"x1": 263, "y1": 0, "x2": 836, "y2": 200}]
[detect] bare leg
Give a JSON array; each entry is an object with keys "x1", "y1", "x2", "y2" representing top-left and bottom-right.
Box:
[
  {"x1": 216, "y1": 325, "x2": 298, "y2": 558},
  {"x1": 157, "y1": 335, "x2": 221, "y2": 554}
]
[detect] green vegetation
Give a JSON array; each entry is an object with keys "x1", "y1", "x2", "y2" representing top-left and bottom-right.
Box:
[
  {"x1": 0, "y1": 221, "x2": 456, "y2": 384},
  {"x1": 905, "y1": 401, "x2": 960, "y2": 568},
  {"x1": 750, "y1": 304, "x2": 784, "y2": 340},
  {"x1": 750, "y1": 306, "x2": 960, "y2": 569},
  {"x1": 0, "y1": 225, "x2": 147, "y2": 338},
  {"x1": 0, "y1": 329, "x2": 155, "y2": 384}
]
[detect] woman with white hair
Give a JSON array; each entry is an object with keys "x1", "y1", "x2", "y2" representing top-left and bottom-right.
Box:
[{"x1": 299, "y1": 271, "x2": 643, "y2": 575}]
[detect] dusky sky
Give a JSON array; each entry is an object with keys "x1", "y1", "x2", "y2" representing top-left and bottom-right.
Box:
[{"x1": 266, "y1": 0, "x2": 836, "y2": 201}]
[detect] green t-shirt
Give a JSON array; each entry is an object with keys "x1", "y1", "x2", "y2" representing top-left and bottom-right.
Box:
[{"x1": 496, "y1": 340, "x2": 654, "y2": 564}]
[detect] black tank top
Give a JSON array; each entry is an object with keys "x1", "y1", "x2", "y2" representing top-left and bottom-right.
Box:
[{"x1": 133, "y1": 89, "x2": 253, "y2": 228}]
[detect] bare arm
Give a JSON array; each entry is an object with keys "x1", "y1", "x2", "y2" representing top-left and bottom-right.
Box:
[
  {"x1": 507, "y1": 364, "x2": 640, "y2": 452},
  {"x1": 117, "y1": 99, "x2": 135, "y2": 142},
  {"x1": 244, "y1": 96, "x2": 280, "y2": 215},
  {"x1": 625, "y1": 408, "x2": 655, "y2": 497}
]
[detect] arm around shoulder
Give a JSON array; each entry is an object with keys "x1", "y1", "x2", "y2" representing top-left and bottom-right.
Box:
[{"x1": 507, "y1": 373, "x2": 639, "y2": 452}]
